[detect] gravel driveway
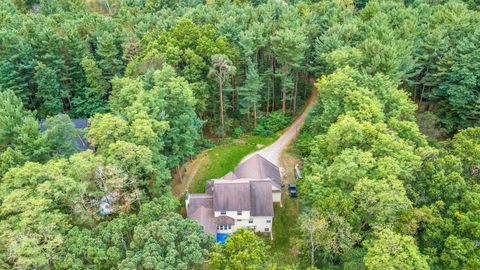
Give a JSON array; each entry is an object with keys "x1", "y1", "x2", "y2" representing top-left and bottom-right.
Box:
[{"x1": 241, "y1": 87, "x2": 317, "y2": 166}]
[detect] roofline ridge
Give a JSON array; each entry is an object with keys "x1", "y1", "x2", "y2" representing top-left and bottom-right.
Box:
[
  {"x1": 213, "y1": 178, "x2": 272, "y2": 183},
  {"x1": 190, "y1": 193, "x2": 213, "y2": 197},
  {"x1": 257, "y1": 154, "x2": 265, "y2": 179},
  {"x1": 256, "y1": 154, "x2": 279, "y2": 168}
]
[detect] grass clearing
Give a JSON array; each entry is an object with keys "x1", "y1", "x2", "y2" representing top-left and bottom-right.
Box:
[
  {"x1": 263, "y1": 196, "x2": 300, "y2": 266},
  {"x1": 245, "y1": 135, "x2": 278, "y2": 146},
  {"x1": 176, "y1": 131, "x2": 302, "y2": 265},
  {"x1": 189, "y1": 143, "x2": 257, "y2": 193},
  {"x1": 188, "y1": 135, "x2": 276, "y2": 194},
  {"x1": 259, "y1": 146, "x2": 302, "y2": 266}
]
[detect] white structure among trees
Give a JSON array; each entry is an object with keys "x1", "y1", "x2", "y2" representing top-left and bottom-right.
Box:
[{"x1": 186, "y1": 154, "x2": 282, "y2": 237}]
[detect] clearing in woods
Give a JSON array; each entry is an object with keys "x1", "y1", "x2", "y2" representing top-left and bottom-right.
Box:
[{"x1": 172, "y1": 83, "x2": 317, "y2": 198}]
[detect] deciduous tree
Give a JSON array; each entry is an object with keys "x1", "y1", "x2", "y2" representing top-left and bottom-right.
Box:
[
  {"x1": 208, "y1": 229, "x2": 269, "y2": 270},
  {"x1": 364, "y1": 228, "x2": 429, "y2": 270}
]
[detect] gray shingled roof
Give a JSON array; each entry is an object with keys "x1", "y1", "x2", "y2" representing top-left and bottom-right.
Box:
[
  {"x1": 222, "y1": 172, "x2": 238, "y2": 180},
  {"x1": 215, "y1": 216, "x2": 235, "y2": 226},
  {"x1": 205, "y1": 180, "x2": 214, "y2": 194},
  {"x1": 250, "y1": 180, "x2": 274, "y2": 216},
  {"x1": 212, "y1": 179, "x2": 274, "y2": 216},
  {"x1": 213, "y1": 180, "x2": 251, "y2": 212},
  {"x1": 187, "y1": 194, "x2": 213, "y2": 214},
  {"x1": 190, "y1": 206, "x2": 216, "y2": 234},
  {"x1": 188, "y1": 154, "x2": 280, "y2": 233},
  {"x1": 186, "y1": 194, "x2": 216, "y2": 234},
  {"x1": 69, "y1": 119, "x2": 91, "y2": 151},
  {"x1": 233, "y1": 154, "x2": 282, "y2": 188}
]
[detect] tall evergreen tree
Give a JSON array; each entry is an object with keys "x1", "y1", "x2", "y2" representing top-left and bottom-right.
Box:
[
  {"x1": 34, "y1": 62, "x2": 65, "y2": 117},
  {"x1": 96, "y1": 32, "x2": 124, "y2": 81},
  {"x1": 272, "y1": 26, "x2": 308, "y2": 114},
  {"x1": 239, "y1": 60, "x2": 263, "y2": 128},
  {"x1": 209, "y1": 54, "x2": 236, "y2": 134}
]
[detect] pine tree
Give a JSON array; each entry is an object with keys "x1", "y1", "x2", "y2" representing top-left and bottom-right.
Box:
[
  {"x1": 434, "y1": 29, "x2": 480, "y2": 131},
  {"x1": 81, "y1": 56, "x2": 109, "y2": 97},
  {"x1": 209, "y1": 54, "x2": 236, "y2": 135},
  {"x1": 272, "y1": 27, "x2": 308, "y2": 114},
  {"x1": 96, "y1": 32, "x2": 123, "y2": 81},
  {"x1": 34, "y1": 62, "x2": 65, "y2": 117},
  {"x1": 239, "y1": 60, "x2": 263, "y2": 128}
]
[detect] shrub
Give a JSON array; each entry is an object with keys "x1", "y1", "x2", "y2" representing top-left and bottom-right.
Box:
[
  {"x1": 232, "y1": 127, "x2": 245, "y2": 138},
  {"x1": 254, "y1": 111, "x2": 291, "y2": 136},
  {"x1": 253, "y1": 125, "x2": 274, "y2": 137}
]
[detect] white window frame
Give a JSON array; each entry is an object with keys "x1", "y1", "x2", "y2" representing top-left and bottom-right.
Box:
[{"x1": 217, "y1": 225, "x2": 232, "y2": 231}]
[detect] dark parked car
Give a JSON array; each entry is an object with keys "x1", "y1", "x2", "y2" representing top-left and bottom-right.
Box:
[{"x1": 288, "y1": 184, "x2": 297, "y2": 198}]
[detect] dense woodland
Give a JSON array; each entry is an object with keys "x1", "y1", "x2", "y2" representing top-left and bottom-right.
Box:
[{"x1": 0, "y1": 0, "x2": 479, "y2": 269}]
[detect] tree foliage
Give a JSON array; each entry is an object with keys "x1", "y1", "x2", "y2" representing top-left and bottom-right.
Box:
[
  {"x1": 296, "y1": 1, "x2": 480, "y2": 269},
  {"x1": 1, "y1": 0, "x2": 480, "y2": 269},
  {"x1": 208, "y1": 229, "x2": 269, "y2": 270},
  {"x1": 364, "y1": 228, "x2": 429, "y2": 270}
]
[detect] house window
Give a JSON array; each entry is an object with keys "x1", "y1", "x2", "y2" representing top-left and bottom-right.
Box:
[
  {"x1": 266, "y1": 220, "x2": 271, "y2": 223},
  {"x1": 237, "y1": 211, "x2": 242, "y2": 215},
  {"x1": 217, "y1": 225, "x2": 231, "y2": 231},
  {"x1": 237, "y1": 219, "x2": 242, "y2": 222},
  {"x1": 220, "y1": 211, "x2": 226, "y2": 215},
  {"x1": 265, "y1": 228, "x2": 269, "y2": 232},
  {"x1": 249, "y1": 217, "x2": 253, "y2": 224}
]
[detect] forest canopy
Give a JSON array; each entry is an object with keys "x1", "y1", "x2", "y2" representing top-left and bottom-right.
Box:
[{"x1": 0, "y1": 0, "x2": 479, "y2": 269}]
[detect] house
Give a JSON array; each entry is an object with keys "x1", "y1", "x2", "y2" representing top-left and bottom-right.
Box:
[
  {"x1": 186, "y1": 154, "x2": 282, "y2": 237},
  {"x1": 222, "y1": 154, "x2": 283, "y2": 203},
  {"x1": 39, "y1": 118, "x2": 92, "y2": 151}
]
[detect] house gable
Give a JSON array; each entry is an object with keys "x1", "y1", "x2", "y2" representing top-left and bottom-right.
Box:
[{"x1": 187, "y1": 154, "x2": 280, "y2": 235}]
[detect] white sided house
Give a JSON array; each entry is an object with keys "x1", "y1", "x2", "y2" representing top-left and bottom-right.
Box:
[{"x1": 186, "y1": 154, "x2": 283, "y2": 237}]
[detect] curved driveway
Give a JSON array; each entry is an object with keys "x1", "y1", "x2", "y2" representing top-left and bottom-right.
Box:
[{"x1": 241, "y1": 86, "x2": 317, "y2": 166}]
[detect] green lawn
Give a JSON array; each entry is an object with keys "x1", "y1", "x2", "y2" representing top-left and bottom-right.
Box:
[
  {"x1": 260, "y1": 194, "x2": 300, "y2": 266},
  {"x1": 245, "y1": 135, "x2": 278, "y2": 146},
  {"x1": 185, "y1": 131, "x2": 301, "y2": 264},
  {"x1": 189, "y1": 135, "x2": 276, "y2": 193},
  {"x1": 185, "y1": 133, "x2": 300, "y2": 266}
]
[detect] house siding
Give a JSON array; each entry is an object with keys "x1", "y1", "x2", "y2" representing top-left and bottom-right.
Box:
[
  {"x1": 245, "y1": 216, "x2": 273, "y2": 233},
  {"x1": 272, "y1": 184, "x2": 282, "y2": 203},
  {"x1": 272, "y1": 190, "x2": 281, "y2": 202},
  {"x1": 215, "y1": 210, "x2": 272, "y2": 233},
  {"x1": 189, "y1": 155, "x2": 281, "y2": 237},
  {"x1": 214, "y1": 210, "x2": 250, "y2": 219}
]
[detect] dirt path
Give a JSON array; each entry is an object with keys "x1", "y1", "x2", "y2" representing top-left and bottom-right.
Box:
[
  {"x1": 171, "y1": 153, "x2": 208, "y2": 198},
  {"x1": 241, "y1": 86, "x2": 317, "y2": 166},
  {"x1": 171, "y1": 83, "x2": 317, "y2": 198}
]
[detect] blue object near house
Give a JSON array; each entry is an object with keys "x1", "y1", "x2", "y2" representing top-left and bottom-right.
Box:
[
  {"x1": 216, "y1": 233, "x2": 229, "y2": 244},
  {"x1": 288, "y1": 184, "x2": 298, "y2": 197}
]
